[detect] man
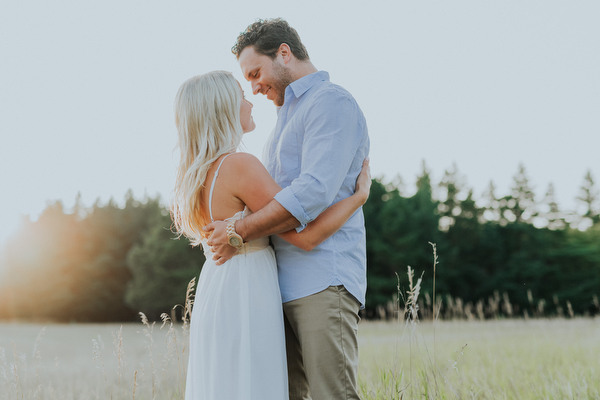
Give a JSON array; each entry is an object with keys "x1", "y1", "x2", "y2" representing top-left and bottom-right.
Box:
[{"x1": 205, "y1": 18, "x2": 369, "y2": 400}]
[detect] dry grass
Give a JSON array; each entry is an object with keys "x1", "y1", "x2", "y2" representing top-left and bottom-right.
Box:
[
  {"x1": 359, "y1": 318, "x2": 600, "y2": 399},
  {"x1": 358, "y1": 245, "x2": 600, "y2": 399},
  {"x1": 1, "y1": 269, "x2": 599, "y2": 400},
  {"x1": 0, "y1": 278, "x2": 196, "y2": 400},
  {"x1": 1, "y1": 318, "x2": 599, "y2": 399},
  {"x1": 0, "y1": 321, "x2": 189, "y2": 400}
]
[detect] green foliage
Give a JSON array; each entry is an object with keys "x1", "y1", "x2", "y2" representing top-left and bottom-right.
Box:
[
  {"x1": 363, "y1": 164, "x2": 441, "y2": 317},
  {"x1": 364, "y1": 165, "x2": 600, "y2": 318},
  {"x1": 0, "y1": 165, "x2": 598, "y2": 321},
  {"x1": 0, "y1": 194, "x2": 185, "y2": 322},
  {"x1": 125, "y1": 211, "x2": 204, "y2": 320},
  {"x1": 576, "y1": 170, "x2": 600, "y2": 226}
]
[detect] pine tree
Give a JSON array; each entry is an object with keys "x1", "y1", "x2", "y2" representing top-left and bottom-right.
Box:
[
  {"x1": 125, "y1": 211, "x2": 203, "y2": 320},
  {"x1": 482, "y1": 181, "x2": 501, "y2": 222},
  {"x1": 576, "y1": 170, "x2": 599, "y2": 227},
  {"x1": 539, "y1": 183, "x2": 566, "y2": 230},
  {"x1": 500, "y1": 164, "x2": 537, "y2": 224},
  {"x1": 437, "y1": 163, "x2": 466, "y2": 231}
]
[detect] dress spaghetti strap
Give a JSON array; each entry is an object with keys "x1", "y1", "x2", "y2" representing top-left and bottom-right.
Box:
[{"x1": 208, "y1": 154, "x2": 233, "y2": 222}]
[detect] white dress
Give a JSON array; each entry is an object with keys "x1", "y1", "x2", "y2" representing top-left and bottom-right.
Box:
[{"x1": 184, "y1": 155, "x2": 289, "y2": 400}]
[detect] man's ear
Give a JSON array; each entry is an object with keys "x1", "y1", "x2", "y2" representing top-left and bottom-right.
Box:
[{"x1": 278, "y1": 43, "x2": 292, "y2": 64}]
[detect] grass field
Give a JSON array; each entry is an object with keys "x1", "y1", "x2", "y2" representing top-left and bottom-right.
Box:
[{"x1": 1, "y1": 317, "x2": 599, "y2": 399}]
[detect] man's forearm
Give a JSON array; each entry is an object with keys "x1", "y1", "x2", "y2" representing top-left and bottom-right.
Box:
[{"x1": 236, "y1": 199, "x2": 300, "y2": 242}]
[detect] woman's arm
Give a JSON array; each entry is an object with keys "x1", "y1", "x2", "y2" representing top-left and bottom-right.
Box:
[
  {"x1": 277, "y1": 158, "x2": 371, "y2": 251},
  {"x1": 206, "y1": 154, "x2": 370, "y2": 259}
]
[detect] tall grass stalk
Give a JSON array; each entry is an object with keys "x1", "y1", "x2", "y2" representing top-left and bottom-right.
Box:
[
  {"x1": 92, "y1": 336, "x2": 110, "y2": 400},
  {"x1": 428, "y1": 242, "x2": 439, "y2": 398},
  {"x1": 161, "y1": 275, "x2": 195, "y2": 398},
  {"x1": 362, "y1": 243, "x2": 465, "y2": 399},
  {"x1": 12, "y1": 341, "x2": 22, "y2": 400},
  {"x1": 112, "y1": 325, "x2": 125, "y2": 398},
  {"x1": 138, "y1": 312, "x2": 157, "y2": 400},
  {"x1": 405, "y1": 265, "x2": 422, "y2": 399},
  {"x1": 32, "y1": 326, "x2": 45, "y2": 400},
  {"x1": 132, "y1": 369, "x2": 138, "y2": 400}
]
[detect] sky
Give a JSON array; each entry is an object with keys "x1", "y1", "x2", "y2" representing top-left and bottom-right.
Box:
[{"x1": 0, "y1": 0, "x2": 599, "y2": 247}]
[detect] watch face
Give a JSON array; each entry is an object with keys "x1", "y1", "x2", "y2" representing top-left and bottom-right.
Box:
[{"x1": 229, "y1": 237, "x2": 242, "y2": 247}]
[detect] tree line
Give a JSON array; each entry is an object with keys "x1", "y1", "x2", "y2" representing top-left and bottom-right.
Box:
[{"x1": 0, "y1": 164, "x2": 598, "y2": 322}]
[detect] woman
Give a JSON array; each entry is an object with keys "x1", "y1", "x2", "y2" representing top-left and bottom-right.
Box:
[{"x1": 171, "y1": 70, "x2": 370, "y2": 400}]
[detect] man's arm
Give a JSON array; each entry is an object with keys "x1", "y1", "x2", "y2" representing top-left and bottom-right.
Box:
[
  {"x1": 236, "y1": 199, "x2": 299, "y2": 241},
  {"x1": 205, "y1": 158, "x2": 371, "y2": 263},
  {"x1": 273, "y1": 90, "x2": 366, "y2": 230},
  {"x1": 205, "y1": 89, "x2": 366, "y2": 264},
  {"x1": 204, "y1": 199, "x2": 299, "y2": 265}
]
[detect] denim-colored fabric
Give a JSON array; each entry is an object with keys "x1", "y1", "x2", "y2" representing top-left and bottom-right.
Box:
[{"x1": 264, "y1": 71, "x2": 369, "y2": 307}]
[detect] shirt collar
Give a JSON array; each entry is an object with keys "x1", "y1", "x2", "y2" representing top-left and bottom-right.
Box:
[{"x1": 286, "y1": 71, "x2": 330, "y2": 100}]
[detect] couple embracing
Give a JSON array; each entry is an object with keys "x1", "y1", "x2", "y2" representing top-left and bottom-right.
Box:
[{"x1": 172, "y1": 18, "x2": 370, "y2": 400}]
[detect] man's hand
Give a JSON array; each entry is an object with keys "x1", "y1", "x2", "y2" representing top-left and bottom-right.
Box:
[{"x1": 203, "y1": 221, "x2": 239, "y2": 265}]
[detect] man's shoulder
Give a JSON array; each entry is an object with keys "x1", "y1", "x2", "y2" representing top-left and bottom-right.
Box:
[
  {"x1": 304, "y1": 81, "x2": 362, "y2": 114},
  {"x1": 313, "y1": 79, "x2": 355, "y2": 99}
]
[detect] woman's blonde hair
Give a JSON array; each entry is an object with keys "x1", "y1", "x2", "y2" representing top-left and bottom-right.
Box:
[{"x1": 171, "y1": 71, "x2": 244, "y2": 245}]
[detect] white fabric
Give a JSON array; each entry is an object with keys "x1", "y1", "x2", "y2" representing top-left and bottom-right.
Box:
[{"x1": 185, "y1": 209, "x2": 289, "y2": 400}]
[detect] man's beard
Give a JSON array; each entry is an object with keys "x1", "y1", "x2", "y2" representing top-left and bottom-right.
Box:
[{"x1": 271, "y1": 61, "x2": 294, "y2": 107}]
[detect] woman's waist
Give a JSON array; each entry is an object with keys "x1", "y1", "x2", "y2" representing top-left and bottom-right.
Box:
[
  {"x1": 237, "y1": 236, "x2": 270, "y2": 254},
  {"x1": 202, "y1": 236, "x2": 270, "y2": 258}
]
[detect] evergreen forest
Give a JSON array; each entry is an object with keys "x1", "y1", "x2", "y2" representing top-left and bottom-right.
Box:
[{"x1": 1, "y1": 164, "x2": 598, "y2": 322}]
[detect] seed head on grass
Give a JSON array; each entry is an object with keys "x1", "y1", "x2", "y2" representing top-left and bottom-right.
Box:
[
  {"x1": 32, "y1": 327, "x2": 46, "y2": 400},
  {"x1": 112, "y1": 325, "x2": 125, "y2": 396},
  {"x1": 567, "y1": 301, "x2": 574, "y2": 318},
  {"x1": 138, "y1": 312, "x2": 157, "y2": 399},
  {"x1": 132, "y1": 370, "x2": 138, "y2": 400},
  {"x1": 11, "y1": 341, "x2": 24, "y2": 399},
  {"x1": 183, "y1": 277, "x2": 196, "y2": 327},
  {"x1": 404, "y1": 266, "x2": 423, "y2": 324}
]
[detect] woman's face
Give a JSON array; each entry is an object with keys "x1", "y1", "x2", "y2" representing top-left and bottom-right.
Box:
[{"x1": 238, "y1": 82, "x2": 255, "y2": 133}]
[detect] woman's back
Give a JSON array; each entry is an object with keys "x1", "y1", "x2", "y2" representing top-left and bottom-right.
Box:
[{"x1": 200, "y1": 153, "x2": 246, "y2": 225}]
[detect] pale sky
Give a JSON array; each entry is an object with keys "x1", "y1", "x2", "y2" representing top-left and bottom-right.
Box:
[{"x1": 1, "y1": 0, "x2": 599, "y2": 246}]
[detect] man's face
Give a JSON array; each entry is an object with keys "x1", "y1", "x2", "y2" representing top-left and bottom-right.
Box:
[{"x1": 238, "y1": 46, "x2": 293, "y2": 107}]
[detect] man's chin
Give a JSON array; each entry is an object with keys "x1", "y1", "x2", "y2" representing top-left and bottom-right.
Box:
[{"x1": 273, "y1": 94, "x2": 285, "y2": 107}]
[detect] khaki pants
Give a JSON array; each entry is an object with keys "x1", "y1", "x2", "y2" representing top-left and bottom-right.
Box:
[{"x1": 283, "y1": 285, "x2": 361, "y2": 400}]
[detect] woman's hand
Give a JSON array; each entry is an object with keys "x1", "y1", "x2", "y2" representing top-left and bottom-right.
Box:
[
  {"x1": 204, "y1": 221, "x2": 239, "y2": 265},
  {"x1": 354, "y1": 158, "x2": 371, "y2": 205}
]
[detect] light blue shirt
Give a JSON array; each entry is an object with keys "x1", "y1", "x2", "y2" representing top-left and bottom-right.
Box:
[{"x1": 264, "y1": 71, "x2": 370, "y2": 307}]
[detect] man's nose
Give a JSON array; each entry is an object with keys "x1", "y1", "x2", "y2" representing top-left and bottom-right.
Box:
[{"x1": 252, "y1": 82, "x2": 261, "y2": 95}]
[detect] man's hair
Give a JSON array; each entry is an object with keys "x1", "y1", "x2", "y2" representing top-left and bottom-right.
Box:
[{"x1": 232, "y1": 18, "x2": 309, "y2": 61}]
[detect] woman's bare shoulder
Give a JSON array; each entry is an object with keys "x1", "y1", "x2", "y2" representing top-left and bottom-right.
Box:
[
  {"x1": 219, "y1": 152, "x2": 280, "y2": 212},
  {"x1": 226, "y1": 152, "x2": 261, "y2": 164},
  {"x1": 224, "y1": 152, "x2": 266, "y2": 174}
]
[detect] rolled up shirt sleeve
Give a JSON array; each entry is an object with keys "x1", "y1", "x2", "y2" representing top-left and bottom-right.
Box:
[
  {"x1": 274, "y1": 187, "x2": 312, "y2": 229},
  {"x1": 274, "y1": 88, "x2": 365, "y2": 232}
]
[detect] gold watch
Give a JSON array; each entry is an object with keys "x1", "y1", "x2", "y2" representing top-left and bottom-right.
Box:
[{"x1": 226, "y1": 220, "x2": 244, "y2": 248}]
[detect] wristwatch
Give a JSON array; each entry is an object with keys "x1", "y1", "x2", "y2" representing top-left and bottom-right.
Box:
[{"x1": 226, "y1": 219, "x2": 244, "y2": 249}]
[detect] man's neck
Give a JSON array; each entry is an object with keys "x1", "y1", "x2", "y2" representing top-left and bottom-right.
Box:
[{"x1": 290, "y1": 61, "x2": 318, "y2": 82}]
